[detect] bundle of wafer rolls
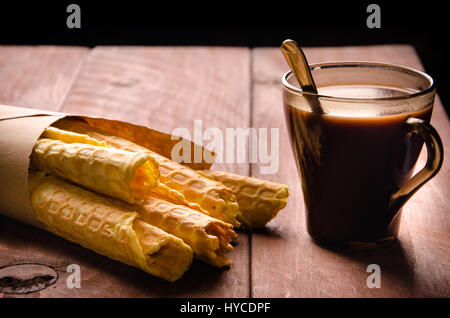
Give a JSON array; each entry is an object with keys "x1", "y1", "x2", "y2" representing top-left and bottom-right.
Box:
[{"x1": 1, "y1": 107, "x2": 289, "y2": 282}]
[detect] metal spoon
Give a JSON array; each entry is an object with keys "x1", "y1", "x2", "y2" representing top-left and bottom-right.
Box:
[{"x1": 281, "y1": 39, "x2": 323, "y2": 113}]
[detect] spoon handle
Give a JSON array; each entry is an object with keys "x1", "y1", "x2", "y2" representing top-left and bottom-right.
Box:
[
  {"x1": 281, "y1": 39, "x2": 323, "y2": 113},
  {"x1": 281, "y1": 39, "x2": 318, "y2": 94}
]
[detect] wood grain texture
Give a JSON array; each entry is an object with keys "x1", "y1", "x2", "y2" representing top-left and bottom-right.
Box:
[
  {"x1": 58, "y1": 46, "x2": 251, "y2": 297},
  {"x1": 0, "y1": 46, "x2": 88, "y2": 111},
  {"x1": 250, "y1": 45, "x2": 450, "y2": 297},
  {"x1": 0, "y1": 45, "x2": 88, "y2": 298}
]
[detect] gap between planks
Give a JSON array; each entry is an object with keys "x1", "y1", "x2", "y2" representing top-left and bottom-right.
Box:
[{"x1": 57, "y1": 49, "x2": 90, "y2": 112}]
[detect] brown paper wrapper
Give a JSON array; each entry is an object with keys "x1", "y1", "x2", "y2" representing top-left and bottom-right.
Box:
[{"x1": 0, "y1": 104, "x2": 214, "y2": 228}]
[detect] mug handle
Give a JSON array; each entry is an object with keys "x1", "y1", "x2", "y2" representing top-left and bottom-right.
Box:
[{"x1": 386, "y1": 116, "x2": 444, "y2": 225}]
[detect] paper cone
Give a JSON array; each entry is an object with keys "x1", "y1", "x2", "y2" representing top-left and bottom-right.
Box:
[{"x1": 0, "y1": 104, "x2": 215, "y2": 228}]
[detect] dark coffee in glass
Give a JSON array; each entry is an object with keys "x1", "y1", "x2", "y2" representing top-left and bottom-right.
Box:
[{"x1": 282, "y1": 63, "x2": 443, "y2": 248}]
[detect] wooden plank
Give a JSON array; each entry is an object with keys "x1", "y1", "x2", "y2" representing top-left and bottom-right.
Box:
[
  {"x1": 250, "y1": 45, "x2": 450, "y2": 297},
  {"x1": 0, "y1": 45, "x2": 89, "y2": 298},
  {"x1": 0, "y1": 46, "x2": 88, "y2": 111},
  {"x1": 57, "y1": 46, "x2": 251, "y2": 297}
]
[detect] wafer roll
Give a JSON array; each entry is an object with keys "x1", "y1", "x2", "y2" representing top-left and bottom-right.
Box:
[
  {"x1": 54, "y1": 119, "x2": 241, "y2": 227},
  {"x1": 30, "y1": 137, "x2": 159, "y2": 205},
  {"x1": 29, "y1": 172, "x2": 193, "y2": 282},
  {"x1": 136, "y1": 195, "x2": 236, "y2": 267},
  {"x1": 198, "y1": 170, "x2": 289, "y2": 227},
  {"x1": 42, "y1": 126, "x2": 108, "y2": 147},
  {"x1": 152, "y1": 155, "x2": 240, "y2": 227}
]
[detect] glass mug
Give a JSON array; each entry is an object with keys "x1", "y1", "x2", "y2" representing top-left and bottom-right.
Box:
[{"x1": 282, "y1": 62, "x2": 444, "y2": 249}]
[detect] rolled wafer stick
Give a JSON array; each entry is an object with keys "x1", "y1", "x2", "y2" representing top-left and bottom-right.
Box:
[
  {"x1": 53, "y1": 119, "x2": 242, "y2": 227},
  {"x1": 30, "y1": 133, "x2": 159, "y2": 205},
  {"x1": 29, "y1": 172, "x2": 193, "y2": 282},
  {"x1": 42, "y1": 126, "x2": 108, "y2": 147},
  {"x1": 198, "y1": 170, "x2": 289, "y2": 228},
  {"x1": 150, "y1": 154, "x2": 240, "y2": 227},
  {"x1": 136, "y1": 195, "x2": 237, "y2": 267}
]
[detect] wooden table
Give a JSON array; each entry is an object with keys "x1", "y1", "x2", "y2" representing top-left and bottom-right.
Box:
[{"x1": 0, "y1": 45, "x2": 448, "y2": 298}]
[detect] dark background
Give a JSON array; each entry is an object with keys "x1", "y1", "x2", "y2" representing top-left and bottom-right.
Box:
[{"x1": 1, "y1": 1, "x2": 448, "y2": 115}]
